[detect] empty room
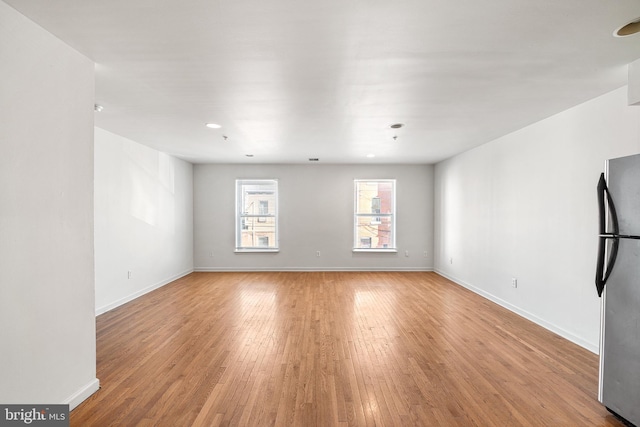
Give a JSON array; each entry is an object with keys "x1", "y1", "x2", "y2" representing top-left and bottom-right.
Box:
[{"x1": 2, "y1": 0, "x2": 640, "y2": 426}]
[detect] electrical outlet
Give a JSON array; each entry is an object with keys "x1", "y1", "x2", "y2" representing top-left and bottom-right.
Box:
[
  {"x1": 316, "y1": 251, "x2": 321, "y2": 257},
  {"x1": 450, "y1": 257, "x2": 453, "y2": 264},
  {"x1": 405, "y1": 250, "x2": 409, "y2": 257},
  {"x1": 127, "y1": 271, "x2": 133, "y2": 279},
  {"x1": 423, "y1": 251, "x2": 428, "y2": 258},
  {"x1": 511, "y1": 277, "x2": 518, "y2": 288},
  {"x1": 209, "y1": 251, "x2": 214, "y2": 257}
]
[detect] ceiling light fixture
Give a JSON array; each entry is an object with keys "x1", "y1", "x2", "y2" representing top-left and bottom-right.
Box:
[
  {"x1": 245, "y1": 154, "x2": 254, "y2": 157},
  {"x1": 615, "y1": 18, "x2": 640, "y2": 37},
  {"x1": 205, "y1": 123, "x2": 221, "y2": 129},
  {"x1": 390, "y1": 123, "x2": 404, "y2": 129},
  {"x1": 366, "y1": 154, "x2": 376, "y2": 158},
  {"x1": 308, "y1": 158, "x2": 319, "y2": 162}
]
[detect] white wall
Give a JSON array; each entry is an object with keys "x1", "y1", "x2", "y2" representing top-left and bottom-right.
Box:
[
  {"x1": 94, "y1": 128, "x2": 194, "y2": 315},
  {"x1": 0, "y1": 1, "x2": 98, "y2": 407},
  {"x1": 434, "y1": 87, "x2": 640, "y2": 353},
  {"x1": 194, "y1": 164, "x2": 434, "y2": 270}
]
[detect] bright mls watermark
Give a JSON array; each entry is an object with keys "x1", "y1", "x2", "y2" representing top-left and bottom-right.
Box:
[{"x1": 0, "y1": 405, "x2": 68, "y2": 426}]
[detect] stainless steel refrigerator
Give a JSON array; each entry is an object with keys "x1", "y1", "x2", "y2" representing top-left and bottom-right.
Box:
[{"x1": 596, "y1": 153, "x2": 640, "y2": 427}]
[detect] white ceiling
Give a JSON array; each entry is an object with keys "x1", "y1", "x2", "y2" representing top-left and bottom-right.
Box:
[{"x1": 6, "y1": 0, "x2": 640, "y2": 164}]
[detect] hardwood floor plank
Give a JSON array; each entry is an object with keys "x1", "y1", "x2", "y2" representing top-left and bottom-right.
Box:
[{"x1": 71, "y1": 272, "x2": 623, "y2": 426}]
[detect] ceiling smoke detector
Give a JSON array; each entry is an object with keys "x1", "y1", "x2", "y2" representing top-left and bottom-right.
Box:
[
  {"x1": 615, "y1": 18, "x2": 640, "y2": 37},
  {"x1": 308, "y1": 158, "x2": 319, "y2": 162}
]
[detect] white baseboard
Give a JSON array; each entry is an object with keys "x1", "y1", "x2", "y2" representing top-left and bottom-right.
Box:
[
  {"x1": 95, "y1": 269, "x2": 194, "y2": 316},
  {"x1": 65, "y1": 378, "x2": 99, "y2": 411},
  {"x1": 435, "y1": 269, "x2": 599, "y2": 354},
  {"x1": 194, "y1": 267, "x2": 434, "y2": 272}
]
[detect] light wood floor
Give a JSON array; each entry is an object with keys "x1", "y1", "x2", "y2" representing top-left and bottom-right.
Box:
[{"x1": 71, "y1": 272, "x2": 623, "y2": 426}]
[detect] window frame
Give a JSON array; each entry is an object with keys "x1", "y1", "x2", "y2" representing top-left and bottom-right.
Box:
[
  {"x1": 353, "y1": 179, "x2": 397, "y2": 252},
  {"x1": 235, "y1": 179, "x2": 279, "y2": 252}
]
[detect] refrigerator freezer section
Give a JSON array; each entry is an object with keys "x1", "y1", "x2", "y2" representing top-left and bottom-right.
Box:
[{"x1": 608, "y1": 153, "x2": 640, "y2": 236}]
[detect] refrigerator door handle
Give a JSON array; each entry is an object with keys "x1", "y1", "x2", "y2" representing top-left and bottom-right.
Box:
[
  {"x1": 596, "y1": 236, "x2": 619, "y2": 297},
  {"x1": 595, "y1": 173, "x2": 620, "y2": 297},
  {"x1": 598, "y1": 173, "x2": 619, "y2": 235}
]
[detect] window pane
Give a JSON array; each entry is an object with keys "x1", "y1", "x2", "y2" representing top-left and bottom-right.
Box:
[
  {"x1": 356, "y1": 181, "x2": 393, "y2": 214},
  {"x1": 355, "y1": 216, "x2": 394, "y2": 249},
  {"x1": 240, "y1": 185, "x2": 276, "y2": 215},
  {"x1": 239, "y1": 217, "x2": 277, "y2": 249}
]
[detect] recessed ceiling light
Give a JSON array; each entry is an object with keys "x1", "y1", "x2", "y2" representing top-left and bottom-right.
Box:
[
  {"x1": 205, "y1": 123, "x2": 221, "y2": 129},
  {"x1": 615, "y1": 18, "x2": 640, "y2": 37},
  {"x1": 366, "y1": 154, "x2": 376, "y2": 158},
  {"x1": 390, "y1": 123, "x2": 404, "y2": 129}
]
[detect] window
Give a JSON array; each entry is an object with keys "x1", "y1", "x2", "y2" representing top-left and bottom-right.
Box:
[
  {"x1": 354, "y1": 179, "x2": 396, "y2": 251},
  {"x1": 360, "y1": 237, "x2": 372, "y2": 248},
  {"x1": 236, "y1": 179, "x2": 278, "y2": 251},
  {"x1": 257, "y1": 200, "x2": 268, "y2": 222},
  {"x1": 371, "y1": 197, "x2": 381, "y2": 224}
]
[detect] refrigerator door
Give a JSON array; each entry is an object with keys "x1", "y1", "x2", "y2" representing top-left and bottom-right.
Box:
[
  {"x1": 601, "y1": 238, "x2": 640, "y2": 426},
  {"x1": 607, "y1": 154, "x2": 640, "y2": 236}
]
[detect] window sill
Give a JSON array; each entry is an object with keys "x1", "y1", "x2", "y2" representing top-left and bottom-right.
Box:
[
  {"x1": 235, "y1": 248, "x2": 280, "y2": 253},
  {"x1": 352, "y1": 248, "x2": 398, "y2": 253}
]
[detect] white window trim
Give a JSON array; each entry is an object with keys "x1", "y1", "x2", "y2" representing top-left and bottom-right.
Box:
[
  {"x1": 353, "y1": 179, "x2": 397, "y2": 252},
  {"x1": 235, "y1": 179, "x2": 279, "y2": 252}
]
